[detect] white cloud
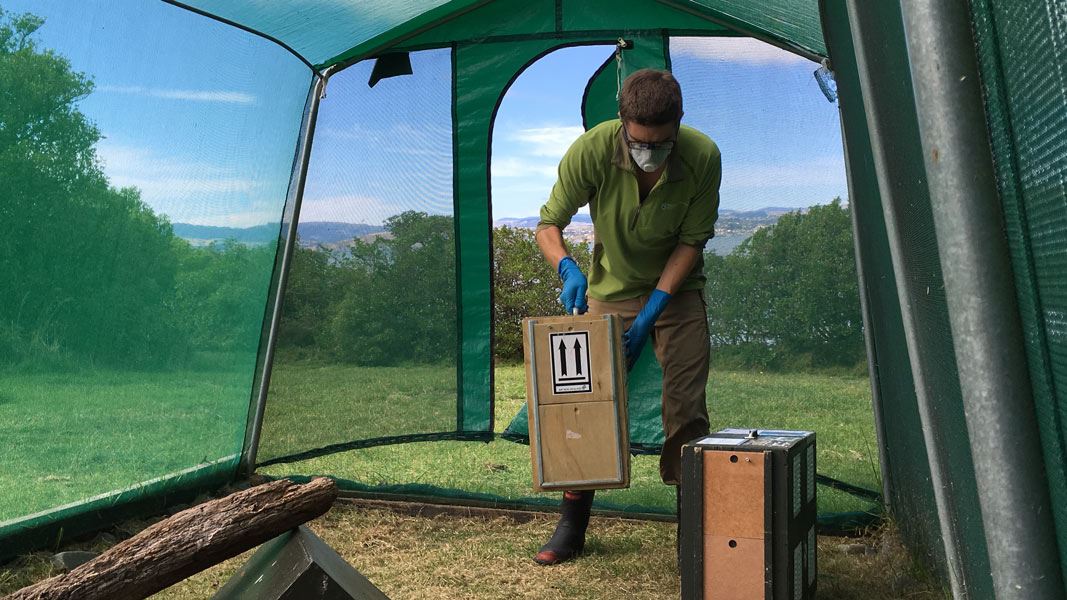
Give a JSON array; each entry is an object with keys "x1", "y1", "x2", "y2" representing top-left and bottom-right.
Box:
[
  {"x1": 96, "y1": 141, "x2": 257, "y2": 190},
  {"x1": 507, "y1": 126, "x2": 584, "y2": 157},
  {"x1": 491, "y1": 178, "x2": 557, "y2": 194},
  {"x1": 492, "y1": 157, "x2": 558, "y2": 179},
  {"x1": 115, "y1": 176, "x2": 257, "y2": 196},
  {"x1": 318, "y1": 122, "x2": 378, "y2": 141},
  {"x1": 98, "y1": 85, "x2": 256, "y2": 104},
  {"x1": 94, "y1": 141, "x2": 284, "y2": 226},
  {"x1": 298, "y1": 194, "x2": 442, "y2": 226},
  {"x1": 671, "y1": 37, "x2": 812, "y2": 66},
  {"x1": 179, "y1": 210, "x2": 281, "y2": 228}
]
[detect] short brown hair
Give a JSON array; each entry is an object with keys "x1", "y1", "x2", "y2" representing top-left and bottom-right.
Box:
[{"x1": 618, "y1": 69, "x2": 683, "y2": 125}]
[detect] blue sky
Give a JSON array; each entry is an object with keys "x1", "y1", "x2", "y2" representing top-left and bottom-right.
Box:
[
  {"x1": 492, "y1": 39, "x2": 847, "y2": 219},
  {"x1": 10, "y1": 0, "x2": 311, "y2": 227},
  {"x1": 11, "y1": 1, "x2": 846, "y2": 227}
]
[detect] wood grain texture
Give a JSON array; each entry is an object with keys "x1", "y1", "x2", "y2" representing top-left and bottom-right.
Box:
[
  {"x1": 705, "y1": 535, "x2": 766, "y2": 600},
  {"x1": 703, "y1": 450, "x2": 768, "y2": 599},
  {"x1": 523, "y1": 314, "x2": 629, "y2": 491},
  {"x1": 4, "y1": 478, "x2": 338, "y2": 600},
  {"x1": 704, "y1": 450, "x2": 766, "y2": 538},
  {"x1": 539, "y1": 401, "x2": 620, "y2": 485}
]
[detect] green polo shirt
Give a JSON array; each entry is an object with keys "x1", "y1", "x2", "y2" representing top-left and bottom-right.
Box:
[{"x1": 538, "y1": 119, "x2": 722, "y2": 301}]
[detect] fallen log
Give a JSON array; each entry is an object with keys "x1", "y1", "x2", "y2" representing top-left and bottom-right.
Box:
[{"x1": 5, "y1": 477, "x2": 338, "y2": 600}]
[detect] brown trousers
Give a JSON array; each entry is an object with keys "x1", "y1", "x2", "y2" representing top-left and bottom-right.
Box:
[{"x1": 588, "y1": 289, "x2": 711, "y2": 485}]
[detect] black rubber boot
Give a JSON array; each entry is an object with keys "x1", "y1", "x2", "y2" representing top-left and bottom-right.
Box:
[{"x1": 534, "y1": 490, "x2": 595, "y2": 565}]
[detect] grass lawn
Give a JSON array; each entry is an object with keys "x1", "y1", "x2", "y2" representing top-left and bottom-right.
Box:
[
  {"x1": 262, "y1": 362, "x2": 880, "y2": 515},
  {"x1": 0, "y1": 359, "x2": 878, "y2": 532},
  {"x1": 0, "y1": 368, "x2": 248, "y2": 523},
  {"x1": 258, "y1": 363, "x2": 458, "y2": 462},
  {"x1": 0, "y1": 361, "x2": 930, "y2": 598}
]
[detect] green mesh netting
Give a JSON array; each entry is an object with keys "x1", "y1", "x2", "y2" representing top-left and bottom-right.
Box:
[
  {"x1": 256, "y1": 48, "x2": 465, "y2": 465},
  {"x1": 171, "y1": 0, "x2": 822, "y2": 69},
  {"x1": 169, "y1": 0, "x2": 477, "y2": 68},
  {"x1": 6, "y1": 0, "x2": 1067, "y2": 591},
  {"x1": 970, "y1": 0, "x2": 1067, "y2": 586},
  {"x1": 4, "y1": 0, "x2": 909, "y2": 565},
  {"x1": 0, "y1": 0, "x2": 311, "y2": 558}
]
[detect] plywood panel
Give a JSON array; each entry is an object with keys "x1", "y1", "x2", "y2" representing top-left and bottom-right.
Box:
[
  {"x1": 705, "y1": 535, "x2": 766, "y2": 599},
  {"x1": 527, "y1": 315, "x2": 617, "y2": 405},
  {"x1": 524, "y1": 314, "x2": 628, "y2": 491},
  {"x1": 704, "y1": 450, "x2": 766, "y2": 539},
  {"x1": 538, "y1": 401, "x2": 621, "y2": 486}
]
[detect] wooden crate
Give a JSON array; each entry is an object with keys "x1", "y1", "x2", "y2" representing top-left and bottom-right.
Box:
[
  {"x1": 522, "y1": 314, "x2": 629, "y2": 492},
  {"x1": 680, "y1": 429, "x2": 817, "y2": 600}
]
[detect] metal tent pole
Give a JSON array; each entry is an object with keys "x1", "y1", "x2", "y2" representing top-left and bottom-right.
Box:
[
  {"x1": 242, "y1": 73, "x2": 327, "y2": 476},
  {"x1": 843, "y1": 0, "x2": 985, "y2": 593},
  {"x1": 899, "y1": 1, "x2": 1064, "y2": 596},
  {"x1": 843, "y1": 129, "x2": 894, "y2": 509}
]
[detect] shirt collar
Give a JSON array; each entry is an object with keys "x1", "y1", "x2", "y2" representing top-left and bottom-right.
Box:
[{"x1": 612, "y1": 120, "x2": 686, "y2": 182}]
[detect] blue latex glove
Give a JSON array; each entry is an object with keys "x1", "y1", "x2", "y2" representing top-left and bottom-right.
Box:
[
  {"x1": 623, "y1": 289, "x2": 672, "y2": 370},
  {"x1": 557, "y1": 256, "x2": 588, "y2": 315}
]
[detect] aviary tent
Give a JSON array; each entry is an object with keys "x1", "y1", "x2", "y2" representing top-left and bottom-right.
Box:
[{"x1": 2, "y1": 0, "x2": 1065, "y2": 597}]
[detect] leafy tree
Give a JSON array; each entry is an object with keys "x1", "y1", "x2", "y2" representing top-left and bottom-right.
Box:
[
  {"x1": 276, "y1": 220, "x2": 596, "y2": 365},
  {"x1": 324, "y1": 211, "x2": 457, "y2": 366},
  {"x1": 705, "y1": 199, "x2": 863, "y2": 369},
  {"x1": 492, "y1": 226, "x2": 592, "y2": 361},
  {"x1": 172, "y1": 239, "x2": 276, "y2": 356},
  {"x1": 0, "y1": 8, "x2": 188, "y2": 368},
  {"x1": 276, "y1": 238, "x2": 341, "y2": 351}
]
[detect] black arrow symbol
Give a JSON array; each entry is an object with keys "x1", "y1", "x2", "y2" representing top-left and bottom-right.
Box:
[
  {"x1": 558, "y1": 339, "x2": 569, "y2": 375},
  {"x1": 573, "y1": 339, "x2": 583, "y2": 375}
]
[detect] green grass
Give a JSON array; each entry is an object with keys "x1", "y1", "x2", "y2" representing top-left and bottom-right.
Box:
[
  {"x1": 0, "y1": 369, "x2": 248, "y2": 523},
  {"x1": 261, "y1": 363, "x2": 880, "y2": 515},
  {"x1": 0, "y1": 360, "x2": 879, "y2": 529},
  {"x1": 258, "y1": 362, "x2": 457, "y2": 461},
  {"x1": 0, "y1": 362, "x2": 906, "y2": 598}
]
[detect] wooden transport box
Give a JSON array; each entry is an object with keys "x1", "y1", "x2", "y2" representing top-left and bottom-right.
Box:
[
  {"x1": 522, "y1": 314, "x2": 629, "y2": 492},
  {"x1": 680, "y1": 429, "x2": 817, "y2": 600}
]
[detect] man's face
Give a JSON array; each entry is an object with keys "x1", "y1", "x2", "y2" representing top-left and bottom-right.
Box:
[{"x1": 622, "y1": 120, "x2": 679, "y2": 173}]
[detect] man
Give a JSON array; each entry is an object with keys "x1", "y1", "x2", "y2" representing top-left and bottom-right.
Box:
[{"x1": 532, "y1": 68, "x2": 721, "y2": 565}]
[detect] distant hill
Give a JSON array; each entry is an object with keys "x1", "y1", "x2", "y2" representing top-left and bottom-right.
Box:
[
  {"x1": 494, "y1": 207, "x2": 802, "y2": 229},
  {"x1": 172, "y1": 221, "x2": 385, "y2": 247},
  {"x1": 296, "y1": 222, "x2": 385, "y2": 244},
  {"x1": 492, "y1": 206, "x2": 810, "y2": 256},
  {"x1": 171, "y1": 223, "x2": 279, "y2": 245},
  {"x1": 174, "y1": 208, "x2": 799, "y2": 248},
  {"x1": 719, "y1": 206, "x2": 799, "y2": 219},
  {"x1": 496, "y1": 214, "x2": 592, "y2": 228}
]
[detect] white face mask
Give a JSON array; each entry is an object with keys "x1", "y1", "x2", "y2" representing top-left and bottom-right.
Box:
[{"x1": 630, "y1": 145, "x2": 672, "y2": 172}]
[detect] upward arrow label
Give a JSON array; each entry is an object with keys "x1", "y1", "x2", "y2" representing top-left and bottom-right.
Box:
[{"x1": 549, "y1": 331, "x2": 592, "y2": 394}]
